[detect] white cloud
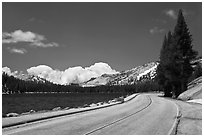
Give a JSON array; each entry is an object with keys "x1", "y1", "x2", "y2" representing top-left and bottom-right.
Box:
[
  {"x1": 149, "y1": 27, "x2": 165, "y2": 34},
  {"x1": 164, "y1": 9, "x2": 177, "y2": 19},
  {"x1": 2, "y1": 30, "x2": 59, "y2": 48},
  {"x1": 27, "y1": 62, "x2": 119, "y2": 85},
  {"x1": 27, "y1": 65, "x2": 53, "y2": 77},
  {"x1": 7, "y1": 47, "x2": 27, "y2": 54},
  {"x1": 3, "y1": 30, "x2": 44, "y2": 43},
  {"x1": 30, "y1": 41, "x2": 59, "y2": 48},
  {"x1": 2, "y1": 67, "x2": 12, "y2": 75},
  {"x1": 2, "y1": 67, "x2": 18, "y2": 76}
]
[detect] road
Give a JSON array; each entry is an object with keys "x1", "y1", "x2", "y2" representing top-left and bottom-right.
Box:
[{"x1": 3, "y1": 94, "x2": 178, "y2": 135}]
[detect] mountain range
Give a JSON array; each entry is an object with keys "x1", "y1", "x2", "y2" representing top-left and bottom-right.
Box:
[
  {"x1": 2, "y1": 61, "x2": 159, "y2": 87},
  {"x1": 3, "y1": 57, "x2": 201, "y2": 87},
  {"x1": 81, "y1": 62, "x2": 158, "y2": 87}
]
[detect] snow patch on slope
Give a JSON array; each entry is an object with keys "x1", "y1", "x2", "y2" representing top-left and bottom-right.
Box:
[
  {"x1": 82, "y1": 62, "x2": 158, "y2": 87},
  {"x1": 137, "y1": 64, "x2": 158, "y2": 80},
  {"x1": 187, "y1": 99, "x2": 202, "y2": 104}
]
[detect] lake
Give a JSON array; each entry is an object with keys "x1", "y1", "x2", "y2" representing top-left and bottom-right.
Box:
[{"x1": 2, "y1": 93, "x2": 128, "y2": 117}]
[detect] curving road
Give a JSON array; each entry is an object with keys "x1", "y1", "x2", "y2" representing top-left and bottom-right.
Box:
[{"x1": 3, "y1": 94, "x2": 178, "y2": 135}]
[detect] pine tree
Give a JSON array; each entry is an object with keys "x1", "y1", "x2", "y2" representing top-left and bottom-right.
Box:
[
  {"x1": 157, "y1": 9, "x2": 198, "y2": 98},
  {"x1": 156, "y1": 31, "x2": 175, "y2": 97},
  {"x1": 156, "y1": 35, "x2": 169, "y2": 96},
  {"x1": 171, "y1": 9, "x2": 198, "y2": 97}
]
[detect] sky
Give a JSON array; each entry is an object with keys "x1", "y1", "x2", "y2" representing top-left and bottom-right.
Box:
[{"x1": 2, "y1": 2, "x2": 202, "y2": 76}]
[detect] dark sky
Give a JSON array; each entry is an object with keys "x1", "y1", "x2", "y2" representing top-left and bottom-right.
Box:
[{"x1": 2, "y1": 2, "x2": 202, "y2": 72}]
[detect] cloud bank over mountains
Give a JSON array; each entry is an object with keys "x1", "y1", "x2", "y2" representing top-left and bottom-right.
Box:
[
  {"x1": 2, "y1": 67, "x2": 18, "y2": 76},
  {"x1": 3, "y1": 62, "x2": 119, "y2": 85}
]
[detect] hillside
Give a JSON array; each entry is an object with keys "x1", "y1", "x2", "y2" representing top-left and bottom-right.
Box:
[
  {"x1": 17, "y1": 74, "x2": 48, "y2": 83},
  {"x1": 178, "y1": 76, "x2": 202, "y2": 102},
  {"x1": 177, "y1": 57, "x2": 202, "y2": 103},
  {"x1": 81, "y1": 62, "x2": 158, "y2": 87}
]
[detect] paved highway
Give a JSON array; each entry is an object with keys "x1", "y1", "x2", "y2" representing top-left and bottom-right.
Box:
[{"x1": 3, "y1": 94, "x2": 178, "y2": 135}]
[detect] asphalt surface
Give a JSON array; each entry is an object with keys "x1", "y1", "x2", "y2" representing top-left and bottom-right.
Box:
[{"x1": 3, "y1": 94, "x2": 178, "y2": 135}]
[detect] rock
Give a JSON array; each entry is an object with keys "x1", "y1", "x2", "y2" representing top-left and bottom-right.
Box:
[
  {"x1": 103, "y1": 102, "x2": 107, "y2": 105},
  {"x1": 36, "y1": 110, "x2": 48, "y2": 113},
  {"x1": 29, "y1": 110, "x2": 35, "y2": 113},
  {"x1": 118, "y1": 97, "x2": 125, "y2": 103},
  {"x1": 64, "y1": 107, "x2": 70, "y2": 110},
  {"x1": 89, "y1": 103, "x2": 97, "y2": 107},
  {"x1": 6, "y1": 113, "x2": 19, "y2": 117},
  {"x1": 83, "y1": 104, "x2": 89, "y2": 107},
  {"x1": 97, "y1": 102, "x2": 103, "y2": 105},
  {"x1": 21, "y1": 112, "x2": 31, "y2": 115},
  {"x1": 52, "y1": 107, "x2": 61, "y2": 111},
  {"x1": 108, "y1": 100, "x2": 112, "y2": 103}
]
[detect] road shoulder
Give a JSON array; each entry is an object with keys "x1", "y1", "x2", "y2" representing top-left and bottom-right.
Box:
[{"x1": 171, "y1": 99, "x2": 202, "y2": 135}]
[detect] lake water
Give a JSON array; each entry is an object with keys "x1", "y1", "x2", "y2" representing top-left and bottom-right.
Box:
[{"x1": 2, "y1": 93, "x2": 128, "y2": 117}]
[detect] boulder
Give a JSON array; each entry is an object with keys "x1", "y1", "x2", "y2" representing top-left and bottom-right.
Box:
[
  {"x1": 6, "y1": 113, "x2": 19, "y2": 117},
  {"x1": 89, "y1": 103, "x2": 97, "y2": 107},
  {"x1": 83, "y1": 104, "x2": 89, "y2": 107},
  {"x1": 52, "y1": 107, "x2": 61, "y2": 111},
  {"x1": 29, "y1": 110, "x2": 35, "y2": 113},
  {"x1": 64, "y1": 107, "x2": 70, "y2": 110}
]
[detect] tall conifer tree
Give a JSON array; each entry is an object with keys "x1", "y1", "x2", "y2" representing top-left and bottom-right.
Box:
[
  {"x1": 157, "y1": 9, "x2": 198, "y2": 97},
  {"x1": 172, "y1": 9, "x2": 198, "y2": 97},
  {"x1": 156, "y1": 32, "x2": 173, "y2": 97}
]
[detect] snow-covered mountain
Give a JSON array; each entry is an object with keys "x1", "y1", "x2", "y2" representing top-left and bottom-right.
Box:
[
  {"x1": 2, "y1": 62, "x2": 159, "y2": 86},
  {"x1": 17, "y1": 74, "x2": 48, "y2": 83},
  {"x1": 11, "y1": 62, "x2": 158, "y2": 86},
  {"x1": 2, "y1": 70, "x2": 48, "y2": 84},
  {"x1": 81, "y1": 62, "x2": 158, "y2": 87},
  {"x1": 2, "y1": 58, "x2": 201, "y2": 87}
]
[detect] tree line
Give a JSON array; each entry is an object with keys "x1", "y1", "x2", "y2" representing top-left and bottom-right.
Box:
[{"x1": 2, "y1": 72, "x2": 161, "y2": 94}]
